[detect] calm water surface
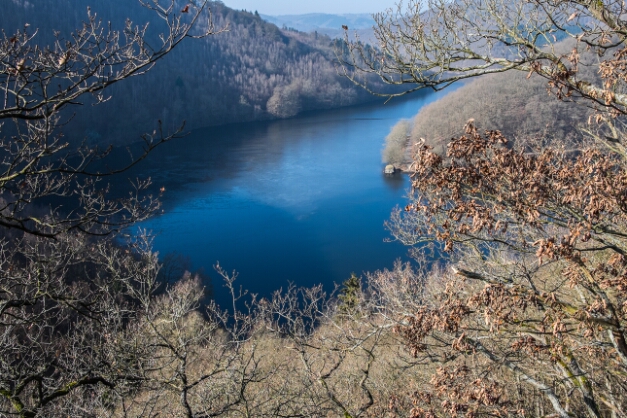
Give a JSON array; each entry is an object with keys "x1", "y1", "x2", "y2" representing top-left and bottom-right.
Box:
[{"x1": 132, "y1": 92, "x2": 448, "y2": 306}]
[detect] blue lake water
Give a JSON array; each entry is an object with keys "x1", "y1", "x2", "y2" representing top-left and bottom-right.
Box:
[{"x1": 131, "y1": 91, "x2": 448, "y2": 306}]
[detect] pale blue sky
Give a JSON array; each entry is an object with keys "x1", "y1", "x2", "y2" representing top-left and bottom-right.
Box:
[{"x1": 222, "y1": 0, "x2": 399, "y2": 15}]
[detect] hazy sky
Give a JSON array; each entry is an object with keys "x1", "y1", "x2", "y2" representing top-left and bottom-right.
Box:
[{"x1": 222, "y1": 0, "x2": 399, "y2": 15}]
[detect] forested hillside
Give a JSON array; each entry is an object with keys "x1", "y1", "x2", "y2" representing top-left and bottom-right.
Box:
[
  {"x1": 381, "y1": 70, "x2": 592, "y2": 167},
  {"x1": 410, "y1": 71, "x2": 592, "y2": 151},
  {"x1": 380, "y1": 39, "x2": 599, "y2": 164},
  {"x1": 2, "y1": 0, "x2": 387, "y2": 145}
]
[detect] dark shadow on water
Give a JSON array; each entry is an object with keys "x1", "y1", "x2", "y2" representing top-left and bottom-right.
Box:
[{"x1": 382, "y1": 172, "x2": 409, "y2": 192}]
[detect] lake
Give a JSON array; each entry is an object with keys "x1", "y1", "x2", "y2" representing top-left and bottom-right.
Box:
[{"x1": 131, "y1": 91, "x2": 448, "y2": 307}]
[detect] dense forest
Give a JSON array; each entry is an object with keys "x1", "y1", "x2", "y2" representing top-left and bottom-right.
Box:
[
  {"x1": 2, "y1": 0, "x2": 388, "y2": 145},
  {"x1": 409, "y1": 70, "x2": 591, "y2": 152}
]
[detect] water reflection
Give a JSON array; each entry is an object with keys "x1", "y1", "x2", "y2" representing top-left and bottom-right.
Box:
[
  {"x1": 382, "y1": 172, "x2": 408, "y2": 192},
  {"x1": 128, "y1": 91, "x2": 450, "y2": 307}
]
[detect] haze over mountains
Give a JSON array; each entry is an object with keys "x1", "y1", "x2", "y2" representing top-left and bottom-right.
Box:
[
  {"x1": 261, "y1": 13, "x2": 374, "y2": 31},
  {"x1": 260, "y1": 13, "x2": 377, "y2": 41}
]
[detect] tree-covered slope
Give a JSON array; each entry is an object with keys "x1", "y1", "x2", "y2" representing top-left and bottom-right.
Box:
[
  {"x1": 410, "y1": 71, "x2": 591, "y2": 152},
  {"x1": 2, "y1": 0, "x2": 387, "y2": 144},
  {"x1": 404, "y1": 38, "x2": 601, "y2": 156}
]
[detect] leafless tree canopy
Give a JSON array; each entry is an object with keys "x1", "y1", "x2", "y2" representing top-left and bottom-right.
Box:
[
  {"x1": 340, "y1": 0, "x2": 627, "y2": 415},
  {"x1": 0, "y1": 1, "x2": 222, "y2": 416},
  {"x1": 0, "y1": 0, "x2": 217, "y2": 238},
  {"x1": 342, "y1": 0, "x2": 627, "y2": 113}
]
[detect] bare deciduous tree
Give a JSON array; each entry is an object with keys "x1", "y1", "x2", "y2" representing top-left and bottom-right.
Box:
[
  {"x1": 382, "y1": 119, "x2": 411, "y2": 167},
  {"x1": 0, "y1": 0, "x2": 218, "y2": 238},
  {"x1": 342, "y1": 0, "x2": 627, "y2": 115},
  {"x1": 340, "y1": 0, "x2": 627, "y2": 415},
  {"x1": 385, "y1": 123, "x2": 627, "y2": 417},
  {"x1": 0, "y1": 2, "x2": 222, "y2": 416}
]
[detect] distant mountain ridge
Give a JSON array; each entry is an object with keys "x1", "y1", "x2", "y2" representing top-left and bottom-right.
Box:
[
  {"x1": 261, "y1": 13, "x2": 375, "y2": 31},
  {"x1": 260, "y1": 13, "x2": 377, "y2": 42}
]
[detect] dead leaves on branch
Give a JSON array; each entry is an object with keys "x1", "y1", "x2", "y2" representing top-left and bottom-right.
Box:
[
  {"x1": 407, "y1": 124, "x2": 627, "y2": 256},
  {"x1": 410, "y1": 364, "x2": 511, "y2": 418},
  {"x1": 392, "y1": 123, "x2": 627, "y2": 416}
]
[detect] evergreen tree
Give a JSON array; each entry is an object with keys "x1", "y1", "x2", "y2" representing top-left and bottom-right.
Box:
[{"x1": 337, "y1": 273, "x2": 361, "y2": 315}]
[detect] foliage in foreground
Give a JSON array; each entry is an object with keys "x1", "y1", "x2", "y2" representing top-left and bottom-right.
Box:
[
  {"x1": 388, "y1": 123, "x2": 627, "y2": 417},
  {"x1": 341, "y1": 0, "x2": 627, "y2": 415},
  {"x1": 0, "y1": 246, "x2": 428, "y2": 417}
]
